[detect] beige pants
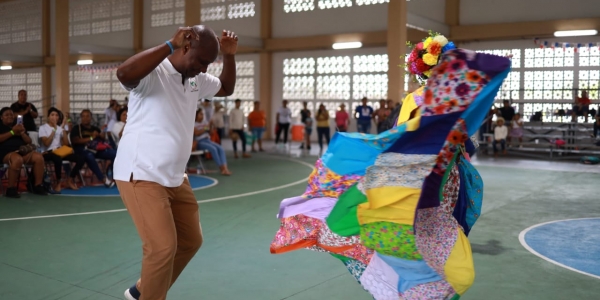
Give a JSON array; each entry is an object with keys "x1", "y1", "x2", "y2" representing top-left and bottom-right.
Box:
[{"x1": 117, "y1": 176, "x2": 202, "y2": 300}]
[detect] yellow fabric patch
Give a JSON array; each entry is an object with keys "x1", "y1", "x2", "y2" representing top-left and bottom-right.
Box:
[
  {"x1": 444, "y1": 229, "x2": 475, "y2": 295},
  {"x1": 357, "y1": 186, "x2": 420, "y2": 225},
  {"x1": 398, "y1": 86, "x2": 424, "y2": 125}
]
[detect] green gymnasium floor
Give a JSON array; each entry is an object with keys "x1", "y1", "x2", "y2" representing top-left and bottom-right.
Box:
[{"x1": 0, "y1": 153, "x2": 599, "y2": 300}]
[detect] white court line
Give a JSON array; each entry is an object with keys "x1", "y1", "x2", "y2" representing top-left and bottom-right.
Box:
[
  {"x1": 54, "y1": 175, "x2": 219, "y2": 197},
  {"x1": 518, "y1": 217, "x2": 600, "y2": 280},
  {"x1": 0, "y1": 157, "x2": 314, "y2": 222}
]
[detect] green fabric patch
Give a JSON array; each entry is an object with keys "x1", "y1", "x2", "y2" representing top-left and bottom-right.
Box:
[
  {"x1": 450, "y1": 293, "x2": 460, "y2": 300},
  {"x1": 330, "y1": 253, "x2": 351, "y2": 263},
  {"x1": 326, "y1": 184, "x2": 367, "y2": 237},
  {"x1": 360, "y1": 221, "x2": 422, "y2": 260}
]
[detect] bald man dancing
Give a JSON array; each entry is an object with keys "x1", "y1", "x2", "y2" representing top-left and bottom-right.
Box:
[{"x1": 115, "y1": 25, "x2": 237, "y2": 300}]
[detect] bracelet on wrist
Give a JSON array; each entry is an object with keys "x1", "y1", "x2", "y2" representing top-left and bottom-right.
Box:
[
  {"x1": 165, "y1": 41, "x2": 174, "y2": 55},
  {"x1": 10, "y1": 130, "x2": 14, "y2": 136}
]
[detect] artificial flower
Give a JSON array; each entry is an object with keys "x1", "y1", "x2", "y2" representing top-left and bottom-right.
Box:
[
  {"x1": 442, "y1": 42, "x2": 456, "y2": 53},
  {"x1": 423, "y1": 70, "x2": 432, "y2": 78},
  {"x1": 427, "y1": 42, "x2": 442, "y2": 56},
  {"x1": 408, "y1": 49, "x2": 418, "y2": 62},
  {"x1": 423, "y1": 53, "x2": 439, "y2": 66},
  {"x1": 433, "y1": 35, "x2": 448, "y2": 47},
  {"x1": 423, "y1": 37, "x2": 433, "y2": 48},
  {"x1": 415, "y1": 59, "x2": 429, "y2": 73},
  {"x1": 416, "y1": 42, "x2": 424, "y2": 51}
]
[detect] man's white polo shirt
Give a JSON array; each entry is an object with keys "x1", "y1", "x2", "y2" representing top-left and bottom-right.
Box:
[{"x1": 114, "y1": 58, "x2": 221, "y2": 187}]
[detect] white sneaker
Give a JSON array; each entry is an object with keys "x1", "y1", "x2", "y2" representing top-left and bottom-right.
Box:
[{"x1": 124, "y1": 289, "x2": 137, "y2": 300}]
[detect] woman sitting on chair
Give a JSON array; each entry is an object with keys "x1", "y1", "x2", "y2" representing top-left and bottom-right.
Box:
[
  {"x1": 194, "y1": 108, "x2": 231, "y2": 176},
  {"x1": 0, "y1": 107, "x2": 47, "y2": 197},
  {"x1": 39, "y1": 107, "x2": 84, "y2": 193}
]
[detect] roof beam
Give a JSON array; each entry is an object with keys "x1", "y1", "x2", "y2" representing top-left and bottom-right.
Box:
[
  {"x1": 265, "y1": 29, "x2": 428, "y2": 52},
  {"x1": 450, "y1": 17, "x2": 600, "y2": 42}
]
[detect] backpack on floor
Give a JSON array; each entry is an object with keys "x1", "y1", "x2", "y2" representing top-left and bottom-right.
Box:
[{"x1": 580, "y1": 156, "x2": 600, "y2": 165}]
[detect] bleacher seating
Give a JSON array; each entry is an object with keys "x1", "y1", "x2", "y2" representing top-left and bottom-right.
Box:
[{"x1": 479, "y1": 122, "x2": 600, "y2": 160}]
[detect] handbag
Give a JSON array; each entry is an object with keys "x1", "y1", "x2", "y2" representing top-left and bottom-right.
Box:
[
  {"x1": 18, "y1": 144, "x2": 36, "y2": 156},
  {"x1": 80, "y1": 124, "x2": 111, "y2": 153},
  {"x1": 52, "y1": 145, "x2": 74, "y2": 158}
]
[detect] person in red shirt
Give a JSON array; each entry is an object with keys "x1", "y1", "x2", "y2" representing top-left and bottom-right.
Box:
[
  {"x1": 572, "y1": 90, "x2": 591, "y2": 122},
  {"x1": 335, "y1": 103, "x2": 350, "y2": 132}
]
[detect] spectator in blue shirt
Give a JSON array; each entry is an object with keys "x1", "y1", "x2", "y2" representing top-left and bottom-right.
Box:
[{"x1": 355, "y1": 97, "x2": 374, "y2": 133}]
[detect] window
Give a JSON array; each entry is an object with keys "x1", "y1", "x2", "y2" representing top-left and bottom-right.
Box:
[
  {"x1": 578, "y1": 70, "x2": 600, "y2": 100},
  {"x1": 69, "y1": 68, "x2": 128, "y2": 114},
  {"x1": 579, "y1": 47, "x2": 600, "y2": 67},
  {"x1": 284, "y1": 0, "x2": 315, "y2": 13},
  {"x1": 151, "y1": 0, "x2": 184, "y2": 27},
  {"x1": 524, "y1": 48, "x2": 574, "y2": 68},
  {"x1": 0, "y1": 0, "x2": 41, "y2": 44},
  {"x1": 318, "y1": 0, "x2": 352, "y2": 9},
  {"x1": 0, "y1": 72, "x2": 42, "y2": 109},
  {"x1": 201, "y1": 0, "x2": 256, "y2": 21},
  {"x1": 207, "y1": 59, "x2": 256, "y2": 116},
  {"x1": 281, "y1": 54, "x2": 388, "y2": 119},
  {"x1": 523, "y1": 71, "x2": 573, "y2": 101},
  {"x1": 355, "y1": 0, "x2": 389, "y2": 5},
  {"x1": 70, "y1": 0, "x2": 132, "y2": 37}
]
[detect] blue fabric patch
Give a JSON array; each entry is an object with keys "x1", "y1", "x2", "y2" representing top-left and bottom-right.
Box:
[
  {"x1": 385, "y1": 112, "x2": 463, "y2": 155},
  {"x1": 460, "y1": 156, "x2": 483, "y2": 231},
  {"x1": 454, "y1": 157, "x2": 470, "y2": 235},
  {"x1": 321, "y1": 124, "x2": 408, "y2": 176},
  {"x1": 377, "y1": 252, "x2": 443, "y2": 293}
]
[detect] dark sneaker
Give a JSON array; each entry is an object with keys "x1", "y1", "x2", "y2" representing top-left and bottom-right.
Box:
[
  {"x1": 32, "y1": 185, "x2": 48, "y2": 196},
  {"x1": 124, "y1": 283, "x2": 140, "y2": 300},
  {"x1": 5, "y1": 187, "x2": 19, "y2": 198}
]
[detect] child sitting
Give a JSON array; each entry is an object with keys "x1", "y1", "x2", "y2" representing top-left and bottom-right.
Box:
[{"x1": 493, "y1": 117, "x2": 508, "y2": 156}]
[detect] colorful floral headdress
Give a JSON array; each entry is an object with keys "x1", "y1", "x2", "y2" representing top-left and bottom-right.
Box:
[{"x1": 405, "y1": 31, "x2": 456, "y2": 83}]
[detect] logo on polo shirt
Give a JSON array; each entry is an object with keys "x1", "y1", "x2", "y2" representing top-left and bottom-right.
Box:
[{"x1": 189, "y1": 77, "x2": 199, "y2": 92}]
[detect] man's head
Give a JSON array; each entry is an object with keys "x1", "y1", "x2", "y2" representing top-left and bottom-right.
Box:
[
  {"x1": 253, "y1": 101, "x2": 260, "y2": 110},
  {"x1": 503, "y1": 100, "x2": 510, "y2": 107},
  {"x1": 303, "y1": 101, "x2": 307, "y2": 108},
  {"x1": 235, "y1": 99, "x2": 241, "y2": 108},
  {"x1": 18, "y1": 90, "x2": 27, "y2": 104},
  {"x1": 80, "y1": 109, "x2": 92, "y2": 126},
  {"x1": 203, "y1": 99, "x2": 212, "y2": 107},
  {"x1": 282, "y1": 100, "x2": 288, "y2": 108},
  {"x1": 361, "y1": 97, "x2": 367, "y2": 105},
  {"x1": 172, "y1": 25, "x2": 220, "y2": 78}
]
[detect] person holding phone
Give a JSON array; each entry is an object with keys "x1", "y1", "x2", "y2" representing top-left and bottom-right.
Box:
[
  {"x1": 114, "y1": 25, "x2": 238, "y2": 300},
  {"x1": 0, "y1": 107, "x2": 47, "y2": 197},
  {"x1": 10, "y1": 90, "x2": 38, "y2": 132}
]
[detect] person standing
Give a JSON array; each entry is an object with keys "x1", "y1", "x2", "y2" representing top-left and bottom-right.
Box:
[
  {"x1": 335, "y1": 103, "x2": 349, "y2": 132},
  {"x1": 229, "y1": 99, "x2": 250, "y2": 158},
  {"x1": 299, "y1": 101, "x2": 310, "y2": 149},
  {"x1": 275, "y1": 100, "x2": 292, "y2": 145},
  {"x1": 114, "y1": 25, "x2": 238, "y2": 300},
  {"x1": 10, "y1": 89, "x2": 38, "y2": 132},
  {"x1": 248, "y1": 101, "x2": 266, "y2": 152},
  {"x1": 355, "y1": 97, "x2": 373, "y2": 133},
  {"x1": 210, "y1": 102, "x2": 225, "y2": 144}
]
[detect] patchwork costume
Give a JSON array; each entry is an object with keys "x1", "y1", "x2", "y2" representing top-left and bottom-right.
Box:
[{"x1": 270, "y1": 48, "x2": 511, "y2": 299}]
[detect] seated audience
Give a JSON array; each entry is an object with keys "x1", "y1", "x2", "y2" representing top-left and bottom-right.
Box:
[
  {"x1": 0, "y1": 107, "x2": 47, "y2": 197},
  {"x1": 111, "y1": 107, "x2": 127, "y2": 146},
  {"x1": 194, "y1": 109, "x2": 231, "y2": 176},
  {"x1": 39, "y1": 107, "x2": 83, "y2": 192},
  {"x1": 493, "y1": 117, "x2": 508, "y2": 156},
  {"x1": 70, "y1": 109, "x2": 116, "y2": 188}
]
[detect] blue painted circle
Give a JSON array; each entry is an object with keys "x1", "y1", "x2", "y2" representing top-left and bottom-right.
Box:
[
  {"x1": 523, "y1": 218, "x2": 600, "y2": 278},
  {"x1": 57, "y1": 175, "x2": 216, "y2": 197}
]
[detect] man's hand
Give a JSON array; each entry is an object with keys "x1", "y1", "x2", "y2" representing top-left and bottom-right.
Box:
[
  {"x1": 12, "y1": 124, "x2": 25, "y2": 135},
  {"x1": 169, "y1": 27, "x2": 200, "y2": 50},
  {"x1": 220, "y1": 30, "x2": 238, "y2": 56}
]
